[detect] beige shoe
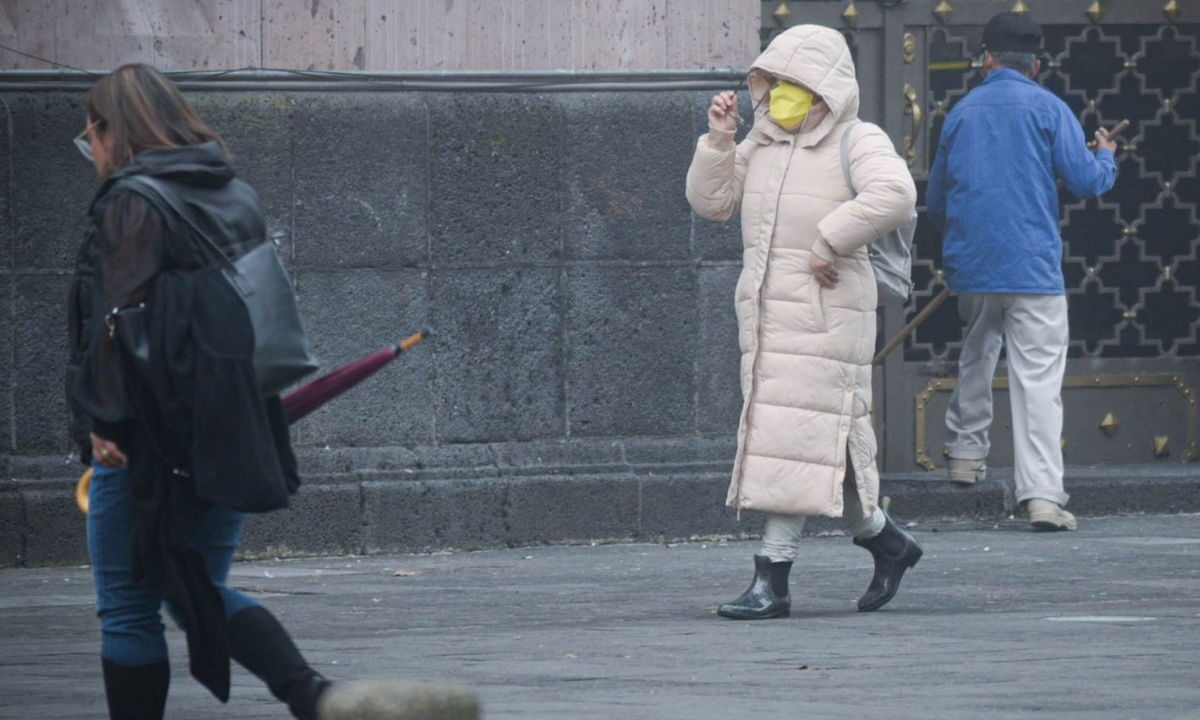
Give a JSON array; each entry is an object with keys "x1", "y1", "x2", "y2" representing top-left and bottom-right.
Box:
[
  {"x1": 1027, "y1": 499, "x2": 1077, "y2": 532},
  {"x1": 947, "y1": 458, "x2": 987, "y2": 485},
  {"x1": 318, "y1": 680, "x2": 480, "y2": 720}
]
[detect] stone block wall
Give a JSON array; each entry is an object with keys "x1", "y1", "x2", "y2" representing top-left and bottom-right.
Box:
[{"x1": 0, "y1": 87, "x2": 754, "y2": 565}]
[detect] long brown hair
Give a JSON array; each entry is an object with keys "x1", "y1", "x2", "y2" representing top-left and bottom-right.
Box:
[{"x1": 86, "y1": 64, "x2": 226, "y2": 176}]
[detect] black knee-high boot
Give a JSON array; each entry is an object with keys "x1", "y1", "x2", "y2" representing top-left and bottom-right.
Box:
[
  {"x1": 227, "y1": 606, "x2": 330, "y2": 720},
  {"x1": 101, "y1": 658, "x2": 170, "y2": 720}
]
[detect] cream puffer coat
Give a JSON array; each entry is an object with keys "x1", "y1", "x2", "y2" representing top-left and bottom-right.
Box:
[{"x1": 686, "y1": 25, "x2": 917, "y2": 519}]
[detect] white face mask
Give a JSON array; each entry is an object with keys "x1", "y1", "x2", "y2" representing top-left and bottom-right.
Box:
[
  {"x1": 74, "y1": 117, "x2": 102, "y2": 163},
  {"x1": 74, "y1": 127, "x2": 95, "y2": 162}
]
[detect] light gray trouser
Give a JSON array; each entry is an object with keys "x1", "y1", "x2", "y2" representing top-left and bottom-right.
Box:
[
  {"x1": 944, "y1": 293, "x2": 1070, "y2": 507},
  {"x1": 760, "y1": 469, "x2": 886, "y2": 563}
]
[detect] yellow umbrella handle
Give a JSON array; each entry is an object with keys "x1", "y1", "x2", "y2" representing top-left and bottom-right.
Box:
[
  {"x1": 76, "y1": 467, "x2": 93, "y2": 515},
  {"x1": 398, "y1": 331, "x2": 426, "y2": 352}
]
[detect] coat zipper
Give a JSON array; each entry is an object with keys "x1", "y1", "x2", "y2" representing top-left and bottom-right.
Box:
[{"x1": 734, "y1": 135, "x2": 795, "y2": 515}]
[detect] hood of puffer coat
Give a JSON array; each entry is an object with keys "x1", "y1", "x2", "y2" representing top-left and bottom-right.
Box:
[{"x1": 748, "y1": 25, "x2": 859, "y2": 145}]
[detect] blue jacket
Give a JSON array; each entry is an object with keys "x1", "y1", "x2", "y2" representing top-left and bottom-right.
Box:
[{"x1": 926, "y1": 68, "x2": 1116, "y2": 294}]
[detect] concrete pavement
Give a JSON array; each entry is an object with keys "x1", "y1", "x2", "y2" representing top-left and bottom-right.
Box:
[{"x1": 1, "y1": 513, "x2": 1199, "y2": 719}]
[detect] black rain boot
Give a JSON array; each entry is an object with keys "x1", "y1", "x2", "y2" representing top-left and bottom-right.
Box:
[
  {"x1": 101, "y1": 658, "x2": 170, "y2": 720},
  {"x1": 227, "y1": 607, "x2": 330, "y2": 720},
  {"x1": 717, "y1": 555, "x2": 792, "y2": 620},
  {"x1": 853, "y1": 513, "x2": 923, "y2": 612}
]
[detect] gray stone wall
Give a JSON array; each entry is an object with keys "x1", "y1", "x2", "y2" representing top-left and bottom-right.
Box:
[
  {"x1": 0, "y1": 87, "x2": 755, "y2": 565},
  {"x1": 5, "y1": 88, "x2": 1198, "y2": 568}
]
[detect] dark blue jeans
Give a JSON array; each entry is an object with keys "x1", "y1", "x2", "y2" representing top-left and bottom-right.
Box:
[{"x1": 87, "y1": 463, "x2": 259, "y2": 666}]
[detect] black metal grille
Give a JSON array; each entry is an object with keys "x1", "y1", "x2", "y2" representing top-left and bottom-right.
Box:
[{"x1": 907, "y1": 23, "x2": 1200, "y2": 362}]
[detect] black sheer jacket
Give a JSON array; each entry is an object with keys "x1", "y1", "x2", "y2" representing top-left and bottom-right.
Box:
[{"x1": 67, "y1": 142, "x2": 299, "y2": 701}]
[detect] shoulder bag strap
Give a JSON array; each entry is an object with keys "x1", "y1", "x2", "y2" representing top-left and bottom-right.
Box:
[
  {"x1": 122, "y1": 175, "x2": 239, "y2": 275},
  {"x1": 839, "y1": 119, "x2": 862, "y2": 196}
]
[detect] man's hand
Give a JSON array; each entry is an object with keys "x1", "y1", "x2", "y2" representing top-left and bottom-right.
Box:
[
  {"x1": 1088, "y1": 127, "x2": 1118, "y2": 154},
  {"x1": 91, "y1": 433, "x2": 128, "y2": 469},
  {"x1": 707, "y1": 90, "x2": 739, "y2": 132},
  {"x1": 811, "y1": 254, "x2": 839, "y2": 289}
]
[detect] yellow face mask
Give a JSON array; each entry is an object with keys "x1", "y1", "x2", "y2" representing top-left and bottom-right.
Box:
[{"x1": 768, "y1": 80, "x2": 814, "y2": 130}]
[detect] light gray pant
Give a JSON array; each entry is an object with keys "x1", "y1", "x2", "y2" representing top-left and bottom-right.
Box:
[
  {"x1": 944, "y1": 293, "x2": 1070, "y2": 507},
  {"x1": 760, "y1": 472, "x2": 886, "y2": 563}
]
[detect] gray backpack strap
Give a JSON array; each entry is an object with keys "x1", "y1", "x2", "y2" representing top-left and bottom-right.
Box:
[{"x1": 839, "y1": 119, "x2": 862, "y2": 195}]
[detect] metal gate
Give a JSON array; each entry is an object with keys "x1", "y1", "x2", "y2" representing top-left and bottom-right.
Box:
[{"x1": 763, "y1": 0, "x2": 1200, "y2": 472}]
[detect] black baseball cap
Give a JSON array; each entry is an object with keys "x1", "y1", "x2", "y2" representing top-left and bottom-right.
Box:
[{"x1": 982, "y1": 12, "x2": 1043, "y2": 54}]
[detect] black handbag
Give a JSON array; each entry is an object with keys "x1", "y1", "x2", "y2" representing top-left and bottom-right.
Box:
[{"x1": 123, "y1": 176, "x2": 319, "y2": 395}]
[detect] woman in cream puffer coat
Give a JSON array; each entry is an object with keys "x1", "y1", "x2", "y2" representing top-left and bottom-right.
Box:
[{"x1": 686, "y1": 25, "x2": 923, "y2": 620}]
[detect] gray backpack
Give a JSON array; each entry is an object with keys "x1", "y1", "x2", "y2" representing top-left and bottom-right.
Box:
[{"x1": 839, "y1": 121, "x2": 918, "y2": 302}]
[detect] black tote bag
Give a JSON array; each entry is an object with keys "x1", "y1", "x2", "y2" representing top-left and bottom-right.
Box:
[{"x1": 124, "y1": 176, "x2": 319, "y2": 395}]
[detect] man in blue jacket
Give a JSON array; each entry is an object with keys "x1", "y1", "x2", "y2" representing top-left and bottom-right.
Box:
[{"x1": 926, "y1": 12, "x2": 1117, "y2": 531}]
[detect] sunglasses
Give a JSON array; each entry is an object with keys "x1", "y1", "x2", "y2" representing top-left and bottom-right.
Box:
[{"x1": 73, "y1": 119, "x2": 99, "y2": 162}]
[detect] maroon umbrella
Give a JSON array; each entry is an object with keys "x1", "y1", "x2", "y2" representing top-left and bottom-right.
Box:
[
  {"x1": 77, "y1": 328, "x2": 429, "y2": 513},
  {"x1": 282, "y1": 331, "x2": 427, "y2": 424},
  {"x1": 79, "y1": 331, "x2": 428, "y2": 514}
]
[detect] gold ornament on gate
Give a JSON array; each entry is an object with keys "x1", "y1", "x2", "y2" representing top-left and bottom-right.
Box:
[
  {"x1": 1163, "y1": 0, "x2": 1180, "y2": 22},
  {"x1": 1012, "y1": 0, "x2": 1031, "y2": 15},
  {"x1": 842, "y1": 1, "x2": 860, "y2": 26},
  {"x1": 933, "y1": 0, "x2": 954, "y2": 24},
  {"x1": 1154, "y1": 435, "x2": 1170, "y2": 457},
  {"x1": 1100, "y1": 412, "x2": 1119, "y2": 437},
  {"x1": 773, "y1": 1, "x2": 792, "y2": 23},
  {"x1": 1086, "y1": 0, "x2": 1104, "y2": 23},
  {"x1": 903, "y1": 33, "x2": 917, "y2": 63}
]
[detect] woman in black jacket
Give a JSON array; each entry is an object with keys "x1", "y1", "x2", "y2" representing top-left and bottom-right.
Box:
[{"x1": 69, "y1": 64, "x2": 475, "y2": 720}]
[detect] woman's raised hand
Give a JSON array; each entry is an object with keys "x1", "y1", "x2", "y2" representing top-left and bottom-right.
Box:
[{"x1": 708, "y1": 91, "x2": 739, "y2": 132}]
